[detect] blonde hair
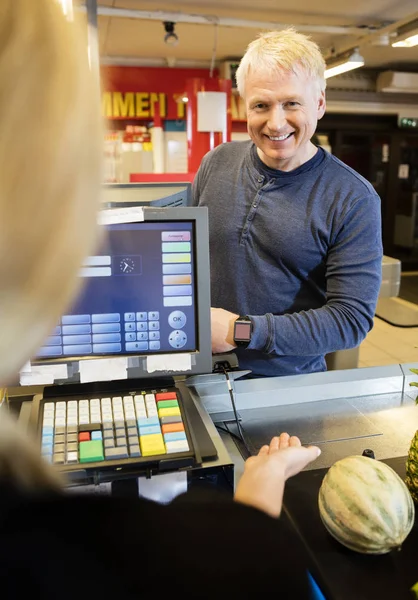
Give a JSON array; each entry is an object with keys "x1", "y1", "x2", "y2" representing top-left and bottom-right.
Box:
[
  {"x1": 236, "y1": 28, "x2": 326, "y2": 97},
  {"x1": 0, "y1": 0, "x2": 103, "y2": 383}
]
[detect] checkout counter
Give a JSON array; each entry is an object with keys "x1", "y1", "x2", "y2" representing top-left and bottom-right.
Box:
[
  {"x1": 6, "y1": 245, "x2": 415, "y2": 598},
  {"x1": 9, "y1": 360, "x2": 418, "y2": 599}
]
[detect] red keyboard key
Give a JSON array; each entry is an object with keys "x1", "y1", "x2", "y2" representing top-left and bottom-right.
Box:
[
  {"x1": 79, "y1": 432, "x2": 90, "y2": 442},
  {"x1": 155, "y1": 392, "x2": 177, "y2": 402}
]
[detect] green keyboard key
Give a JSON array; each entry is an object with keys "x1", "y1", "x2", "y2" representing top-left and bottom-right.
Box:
[
  {"x1": 157, "y1": 400, "x2": 179, "y2": 409},
  {"x1": 79, "y1": 440, "x2": 104, "y2": 463}
]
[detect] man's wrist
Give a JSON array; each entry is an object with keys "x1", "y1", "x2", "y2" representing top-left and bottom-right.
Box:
[{"x1": 233, "y1": 315, "x2": 253, "y2": 348}]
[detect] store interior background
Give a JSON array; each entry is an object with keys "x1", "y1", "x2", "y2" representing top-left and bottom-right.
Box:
[{"x1": 93, "y1": 0, "x2": 418, "y2": 368}]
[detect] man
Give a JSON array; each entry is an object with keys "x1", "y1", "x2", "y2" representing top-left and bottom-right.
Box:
[{"x1": 192, "y1": 28, "x2": 383, "y2": 377}]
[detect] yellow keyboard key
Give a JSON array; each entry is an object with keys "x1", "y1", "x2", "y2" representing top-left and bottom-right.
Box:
[
  {"x1": 158, "y1": 407, "x2": 181, "y2": 418},
  {"x1": 139, "y1": 433, "x2": 166, "y2": 456}
]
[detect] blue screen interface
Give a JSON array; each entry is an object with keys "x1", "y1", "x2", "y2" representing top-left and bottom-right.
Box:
[{"x1": 37, "y1": 221, "x2": 197, "y2": 358}]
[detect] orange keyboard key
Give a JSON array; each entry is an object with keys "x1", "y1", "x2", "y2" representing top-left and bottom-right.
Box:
[
  {"x1": 155, "y1": 392, "x2": 177, "y2": 401},
  {"x1": 79, "y1": 432, "x2": 90, "y2": 442},
  {"x1": 162, "y1": 422, "x2": 184, "y2": 434}
]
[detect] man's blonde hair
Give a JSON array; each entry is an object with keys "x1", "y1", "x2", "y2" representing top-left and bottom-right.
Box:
[
  {"x1": 0, "y1": 0, "x2": 103, "y2": 383},
  {"x1": 236, "y1": 28, "x2": 326, "y2": 97}
]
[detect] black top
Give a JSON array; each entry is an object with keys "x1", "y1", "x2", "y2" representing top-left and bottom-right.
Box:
[{"x1": 0, "y1": 483, "x2": 311, "y2": 599}]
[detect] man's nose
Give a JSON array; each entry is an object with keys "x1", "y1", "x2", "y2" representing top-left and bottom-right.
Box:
[{"x1": 267, "y1": 106, "x2": 286, "y2": 132}]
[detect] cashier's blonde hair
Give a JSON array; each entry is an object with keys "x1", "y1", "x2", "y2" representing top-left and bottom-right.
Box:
[
  {"x1": 0, "y1": 0, "x2": 102, "y2": 489},
  {"x1": 0, "y1": 0, "x2": 102, "y2": 384},
  {"x1": 235, "y1": 28, "x2": 326, "y2": 97}
]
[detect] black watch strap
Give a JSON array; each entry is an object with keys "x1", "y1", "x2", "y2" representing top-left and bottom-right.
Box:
[{"x1": 233, "y1": 315, "x2": 253, "y2": 348}]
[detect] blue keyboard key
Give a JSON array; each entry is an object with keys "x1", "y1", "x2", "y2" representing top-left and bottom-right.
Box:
[
  {"x1": 137, "y1": 416, "x2": 159, "y2": 427},
  {"x1": 91, "y1": 431, "x2": 103, "y2": 440},
  {"x1": 163, "y1": 432, "x2": 187, "y2": 443},
  {"x1": 138, "y1": 425, "x2": 161, "y2": 436},
  {"x1": 42, "y1": 426, "x2": 54, "y2": 437}
]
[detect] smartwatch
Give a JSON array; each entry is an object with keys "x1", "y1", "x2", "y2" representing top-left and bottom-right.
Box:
[{"x1": 233, "y1": 315, "x2": 253, "y2": 348}]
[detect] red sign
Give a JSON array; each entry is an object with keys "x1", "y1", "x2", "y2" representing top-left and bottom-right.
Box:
[{"x1": 100, "y1": 66, "x2": 246, "y2": 121}]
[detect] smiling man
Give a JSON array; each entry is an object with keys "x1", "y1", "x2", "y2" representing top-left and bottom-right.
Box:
[{"x1": 192, "y1": 29, "x2": 383, "y2": 378}]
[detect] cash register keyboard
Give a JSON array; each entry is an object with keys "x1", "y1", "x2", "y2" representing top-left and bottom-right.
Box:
[{"x1": 41, "y1": 391, "x2": 190, "y2": 466}]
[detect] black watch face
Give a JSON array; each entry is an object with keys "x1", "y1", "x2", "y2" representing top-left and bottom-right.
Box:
[{"x1": 234, "y1": 321, "x2": 252, "y2": 342}]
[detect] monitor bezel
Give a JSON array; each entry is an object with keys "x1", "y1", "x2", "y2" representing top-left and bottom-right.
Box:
[{"x1": 32, "y1": 206, "x2": 212, "y2": 382}]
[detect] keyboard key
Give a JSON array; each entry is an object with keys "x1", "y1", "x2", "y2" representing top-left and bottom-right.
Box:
[
  {"x1": 162, "y1": 422, "x2": 185, "y2": 434},
  {"x1": 128, "y1": 435, "x2": 139, "y2": 447},
  {"x1": 127, "y1": 427, "x2": 137, "y2": 437},
  {"x1": 155, "y1": 392, "x2": 177, "y2": 401},
  {"x1": 67, "y1": 433, "x2": 78, "y2": 443},
  {"x1": 55, "y1": 426, "x2": 66, "y2": 435},
  {"x1": 79, "y1": 432, "x2": 90, "y2": 442},
  {"x1": 67, "y1": 451, "x2": 78, "y2": 463},
  {"x1": 165, "y1": 440, "x2": 189, "y2": 454},
  {"x1": 163, "y1": 432, "x2": 187, "y2": 443},
  {"x1": 114, "y1": 420, "x2": 125, "y2": 431},
  {"x1": 156, "y1": 400, "x2": 179, "y2": 409},
  {"x1": 129, "y1": 445, "x2": 141, "y2": 458},
  {"x1": 105, "y1": 447, "x2": 128, "y2": 460},
  {"x1": 139, "y1": 433, "x2": 166, "y2": 457},
  {"x1": 139, "y1": 425, "x2": 161, "y2": 436},
  {"x1": 158, "y1": 407, "x2": 181, "y2": 418},
  {"x1": 103, "y1": 429, "x2": 114, "y2": 439},
  {"x1": 137, "y1": 416, "x2": 159, "y2": 427},
  {"x1": 91, "y1": 431, "x2": 103, "y2": 441},
  {"x1": 67, "y1": 442, "x2": 78, "y2": 452},
  {"x1": 160, "y1": 416, "x2": 183, "y2": 425},
  {"x1": 126, "y1": 419, "x2": 137, "y2": 429},
  {"x1": 104, "y1": 438, "x2": 115, "y2": 448},
  {"x1": 79, "y1": 440, "x2": 104, "y2": 463},
  {"x1": 116, "y1": 437, "x2": 127, "y2": 447},
  {"x1": 53, "y1": 453, "x2": 65, "y2": 464}
]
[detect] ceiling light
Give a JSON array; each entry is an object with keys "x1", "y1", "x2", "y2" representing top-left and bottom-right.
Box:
[
  {"x1": 325, "y1": 49, "x2": 365, "y2": 79},
  {"x1": 182, "y1": 96, "x2": 189, "y2": 103},
  {"x1": 392, "y1": 19, "x2": 418, "y2": 48},
  {"x1": 163, "y1": 21, "x2": 179, "y2": 46},
  {"x1": 392, "y1": 34, "x2": 418, "y2": 48}
]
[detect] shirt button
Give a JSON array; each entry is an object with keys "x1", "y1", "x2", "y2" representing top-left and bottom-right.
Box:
[
  {"x1": 253, "y1": 204, "x2": 257, "y2": 208},
  {"x1": 258, "y1": 177, "x2": 263, "y2": 183}
]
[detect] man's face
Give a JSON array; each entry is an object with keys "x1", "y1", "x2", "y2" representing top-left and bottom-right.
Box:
[{"x1": 244, "y1": 68, "x2": 326, "y2": 171}]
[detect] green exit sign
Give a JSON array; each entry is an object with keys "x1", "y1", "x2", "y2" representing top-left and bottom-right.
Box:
[{"x1": 400, "y1": 117, "x2": 418, "y2": 128}]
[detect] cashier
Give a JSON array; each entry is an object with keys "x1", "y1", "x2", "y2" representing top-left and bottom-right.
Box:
[
  {"x1": 0, "y1": 1, "x2": 321, "y2": 598},
  {"x1": 192, "y1": 28, "x2": 383, "y2": 378}
]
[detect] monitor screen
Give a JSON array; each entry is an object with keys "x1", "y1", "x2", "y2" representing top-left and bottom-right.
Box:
[{"x1": 34, "y1": 206, "x2": 211, "y2": 381}]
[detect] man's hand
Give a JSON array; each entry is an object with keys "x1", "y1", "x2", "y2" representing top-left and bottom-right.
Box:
[
  {"x1": 234, "y1": 433, "x2": 321, "y2": 518},
  {"x1": 210, "y1": 307, "x2": 239, "y2": 354}
]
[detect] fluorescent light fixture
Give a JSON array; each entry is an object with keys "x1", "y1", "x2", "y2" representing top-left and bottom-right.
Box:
[
  {"x1": 324, "y1": 49, "x2": 364, "y2": 79},
  {"x1": 392, "y1": 34, "x2": 418, "y2": 48},
  {"x1": 392, "y1": 19, "x2": 418, "y2": 48}
]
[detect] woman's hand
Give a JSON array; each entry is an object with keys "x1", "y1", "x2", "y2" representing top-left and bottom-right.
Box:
[{"x1": 234, "y1": 433, "x2": 321, "y2": 518}]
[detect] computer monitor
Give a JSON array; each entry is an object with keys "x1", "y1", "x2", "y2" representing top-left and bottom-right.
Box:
[
  {"x1": 101, "y1": 182, "x2": 192, "y2": 209},
  {"x1": 34, "y1": 206, "x2": 212, "y2": 382}
]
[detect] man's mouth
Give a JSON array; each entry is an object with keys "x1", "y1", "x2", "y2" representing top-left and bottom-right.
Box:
[{"x1": 266, "y1": 133, "x2": 293, "y2": 141}]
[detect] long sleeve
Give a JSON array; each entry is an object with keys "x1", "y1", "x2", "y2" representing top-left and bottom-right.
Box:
[
  {"x1": 248, "y1": 191, "x2": 382, "y2": 356},
  {"x1": 0, "y1": 486, "x2": 312, "y2": 599}
]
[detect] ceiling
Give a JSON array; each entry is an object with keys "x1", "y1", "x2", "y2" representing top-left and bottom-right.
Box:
[{"x1": 91, "y1": 0, "x2": 418, "y2": 75}]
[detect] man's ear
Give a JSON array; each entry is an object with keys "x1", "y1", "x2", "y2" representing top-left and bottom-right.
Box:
[{"x1": 317, "y1": 91, "x2": 326, "y2": 120}]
